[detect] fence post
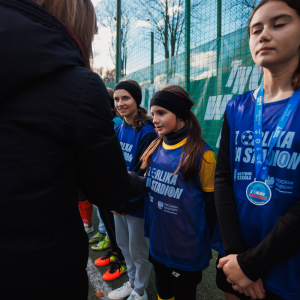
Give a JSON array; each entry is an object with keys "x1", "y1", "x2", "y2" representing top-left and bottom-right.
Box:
[
  {"x1": 217, "y1": 0, "x2": 222, "y2": 39},
  {"x1": 151, "y1": 32, "x2": 154, "y2": 84},
  {"x1": 185, "y1": 0, "x2": 190, "y2": 94},
  {"x1": 217, "y1": 0, "x2": 222, "y2": 95},
  {"x1": 115, "y1": 0, "x2": 121, "y2": 83}
]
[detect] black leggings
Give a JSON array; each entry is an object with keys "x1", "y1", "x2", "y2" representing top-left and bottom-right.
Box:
[
  {"x1": 149, "y1": 254, "x2": 202, "y2": 300},
  {"x1": 98, "y1": 208, "x2": 124, "y2": 262}
]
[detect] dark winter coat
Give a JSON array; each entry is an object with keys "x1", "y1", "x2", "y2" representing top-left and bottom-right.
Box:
[{"x1": 0, "y1": 0, "x2": 132, "y2": 283}]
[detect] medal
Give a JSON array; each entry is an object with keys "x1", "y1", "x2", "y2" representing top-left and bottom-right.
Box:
[
  {"x1": 247, "y1": 84, "x2": 300, "y2": 205},
  {"x1": 246, "y1": 180, "x2": 272, "y2": 206}
]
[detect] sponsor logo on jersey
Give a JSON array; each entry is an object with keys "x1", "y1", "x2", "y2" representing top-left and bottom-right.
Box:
[
  {"x1": 275, "y1": 178, "x2": 294, "y2": 194},
  {"x1": 236, "y1": 172, "x2": 252, "y2": 181},
  {"x1": 266, "y1": 176, "x2": 275, "y2": 186},
  {"x1": 172, "y1": 271, "x2": 180, "y2": 278}
]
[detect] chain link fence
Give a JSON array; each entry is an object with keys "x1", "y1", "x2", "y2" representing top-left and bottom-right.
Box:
[{"x1": 97, "y1": 0, "x2": 261, "y2": 154}]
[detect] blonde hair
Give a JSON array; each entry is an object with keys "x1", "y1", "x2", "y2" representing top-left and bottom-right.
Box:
[{"x1": 32, "y1": 0, "x2": 96, "y2": 69}]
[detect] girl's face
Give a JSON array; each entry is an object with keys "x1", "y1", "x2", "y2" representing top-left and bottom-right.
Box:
[
  {"x1": 249, "y1": 1, "x2": 300, "y2": 69},
  {"x1": 151, "y1": 105, "x2": 183, "y2": 136},
  {"x1": 114, "y1": 89, "x2": 138, "y2": 119}
]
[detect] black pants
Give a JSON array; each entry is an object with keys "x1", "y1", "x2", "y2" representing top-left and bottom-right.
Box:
[
  {"x1": 149, "y1": 254, "x2": 202, "y2": 300},
  {"x1": 98, "y1": 208, "x2": 124, "y2": 262},
  {"x1": 2, "y1": 270, "x2": 88, "y2": 300},
  {"x1": 216, "y1": 254, "x2": 284, "y2": 300}
]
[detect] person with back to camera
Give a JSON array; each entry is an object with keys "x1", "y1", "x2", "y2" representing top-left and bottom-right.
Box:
[
  {"x1": 129, "y1": 85, "x2": 217, "y2": 300},
  {"x1": 0, "y1": 1, "x2": 137, "y2": 299},
  {"x1": 212, "y1": 1, "x2": 300, "y2": 299}
]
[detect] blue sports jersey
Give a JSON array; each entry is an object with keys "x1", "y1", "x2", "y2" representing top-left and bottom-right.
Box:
[
  {"x1": 115, "y1": 120, "x2": 157, "y2": 171},
  {"x1": 144, "y1": 142, "x2": 212, "y2": 272},
  {"x1": 115, "y1": 119, "x2": 157, "y2": 217},
  {"x1": 212, "y1": 91, "x2": 300, "y2": 300}
]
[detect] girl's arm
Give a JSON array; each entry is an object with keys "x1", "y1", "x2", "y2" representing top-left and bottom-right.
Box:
[
  {"x1": 199, "y1": 150, "x2": 217, "y2": 239},
  {"x1": 215, "y1": 110, "x2": 248, "y2": 255},
  {"x1": 203, "y1": 191, "x2": 216, "y2": 239},
  {"x1": 237, "y1": 198, "x2": 300, "y2": 282}
]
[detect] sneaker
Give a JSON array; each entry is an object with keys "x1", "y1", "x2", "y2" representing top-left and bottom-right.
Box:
[
  {"x1": 127, "y1": 290, "x2": 148, "y2": 300},
  {"x1": 89, "y1": 232, "x2": 105, "y2": 244},
  {"x1": 95, "y1": 251, "x2": 117, "y2": 266},
  {"x1": 91, "y1": 235, "x2": 111, "y2": 250},
  {"x1": 84, "y1": 223, "x2": 94, "y2": 234},
  {"x1": 108, "y1": 281, "x2": 133, "y2": 300},
  {"x1": 103, "y1": 261, "x2": 127, "y2": 281}
]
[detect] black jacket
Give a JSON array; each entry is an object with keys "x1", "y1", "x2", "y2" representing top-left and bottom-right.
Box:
[{"x1": 0, "y1": 0, "x2": 132, "y2": 283}]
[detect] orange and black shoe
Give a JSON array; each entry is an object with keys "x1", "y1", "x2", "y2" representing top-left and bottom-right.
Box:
[
  {"x1": 102, "y1": 260, "x2": 127, "y2": 281},
  {"x1": 94, "y1": 252, "x2": 117, "y2": 267}
]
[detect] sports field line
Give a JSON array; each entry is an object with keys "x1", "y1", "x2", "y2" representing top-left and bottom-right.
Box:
[{"x1": 87, "y1": 257, "x2": 112, "y2": 300}]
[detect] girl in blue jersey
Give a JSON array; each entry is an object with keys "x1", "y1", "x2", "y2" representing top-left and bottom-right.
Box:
[
  {"x1": 214, "y1": 1, "x2": 300, "y2": 300},
  {"x1": 107, "y1": 79, "x2": 157, "y2": 300},
  {"x1": 138, "y1": 85, "x2": 217, "y2": 300}
]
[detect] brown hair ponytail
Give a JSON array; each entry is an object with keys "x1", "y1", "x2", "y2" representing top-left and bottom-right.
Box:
[
  {"x1": 141, "y1": 85, "x2": 207, "y2": 181},
  {"x1": 248, "y1": 0, "x2": 300, "y2": 90}
]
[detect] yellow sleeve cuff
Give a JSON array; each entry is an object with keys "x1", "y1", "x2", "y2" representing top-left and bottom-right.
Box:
[{"x1": 199, "y1": 150, "x2": 216, "y2": 192}]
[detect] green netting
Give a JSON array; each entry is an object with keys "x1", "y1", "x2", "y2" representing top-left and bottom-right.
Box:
[{"x1": 97, "y1": 0, "x2": 261, "y2": 154}]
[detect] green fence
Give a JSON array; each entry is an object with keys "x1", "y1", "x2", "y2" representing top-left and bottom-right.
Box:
[{"x1": 100, "y1": 0, "x2": 261, "y2": 154}]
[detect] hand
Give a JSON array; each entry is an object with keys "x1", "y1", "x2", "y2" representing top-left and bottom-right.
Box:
[
  {"x1": 217, "y1": 254, "x2": 253, "y2": 289},
  {"x1": 111, "y1": 211, "x2": 125, "y2": 218},
  {"x1": 235, "y1": 279, "x2": 266, "y2": 299}
]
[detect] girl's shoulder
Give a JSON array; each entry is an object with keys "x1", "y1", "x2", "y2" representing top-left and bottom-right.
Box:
[
  {"x1": 114, "y1": 122, "x2": 123, "y2": 133},
  {"x1": 227, "y1": 90, "x2": 254, "y2": 109},
  {"x1": 226, "y1": 90, "x2": 254, "y2": 121},
  {"x1": 140, "y1": 119, "x2": 157, "y2": 134},
  {"x1": 203, "y1": 142, "x2": 213, "y2": 153}
]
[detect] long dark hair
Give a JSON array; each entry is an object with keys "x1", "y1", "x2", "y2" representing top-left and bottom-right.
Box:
[
  {"x1": 117, "y1": 79, "x2": 152, "y2": 132},
  {"x1": 141, "y1": 85, "x2": 207, "y2": 181},
  {"x1": 248, "y1": 0, "x2": 300, "y2": 90}
]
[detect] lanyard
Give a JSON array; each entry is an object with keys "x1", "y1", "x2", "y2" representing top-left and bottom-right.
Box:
[{"x1": 254, "y1": 84, "x2": 300, "y2": 181}]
